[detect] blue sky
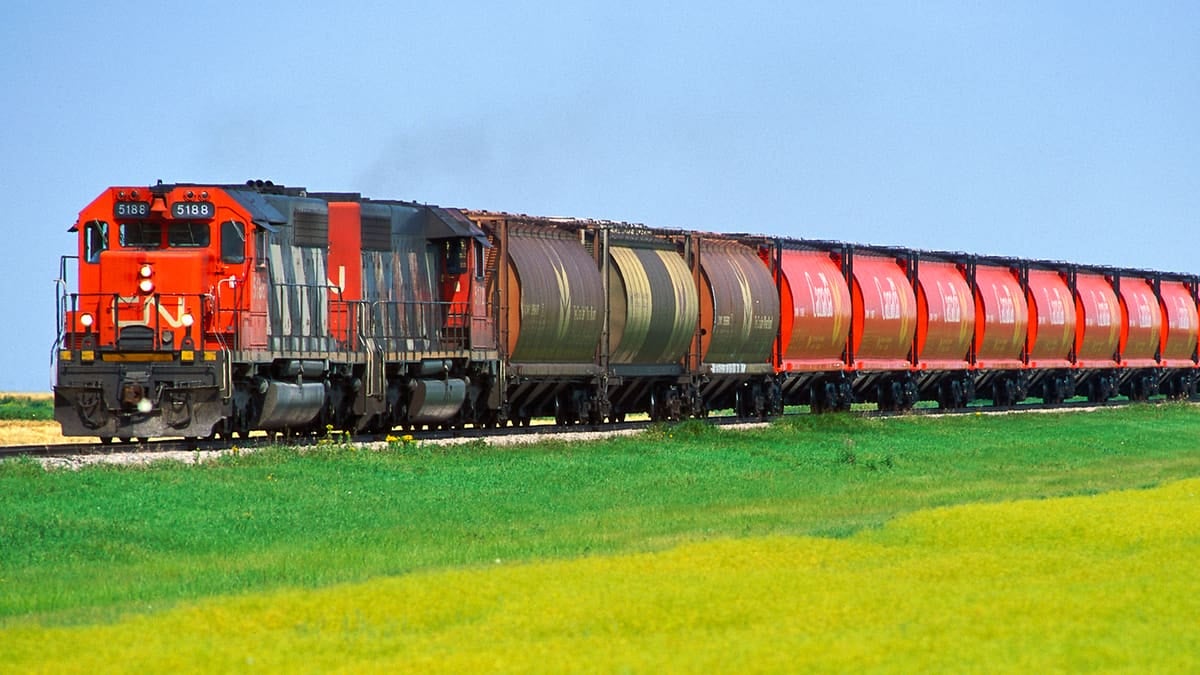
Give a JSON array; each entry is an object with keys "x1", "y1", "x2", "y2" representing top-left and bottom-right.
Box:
[{"x1": 2, "y1": 2, "x2": 1197, "y2": 392}]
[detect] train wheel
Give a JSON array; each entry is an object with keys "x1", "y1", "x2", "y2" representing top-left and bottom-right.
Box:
[
  {"x1": 901, "y1": 380, "x2": 919, "y2": 410},
  {"x1": 837, "y1": 383, "x2": 854, "y2": 411},
  {"x1": 100, "y1": 436, "x2": 113, "y2": 445},
  {"x1": 994, "y1": 379, "x2": 1014, "y2": 407},
  {"x1": 554, "y1": 395, "x2": 567, "y2": 426},
  {"x1": 1127, "y1": 377, "x2": 1146, "y2": 402},
  {"x1": 876, "y1": 382, "x2": 899, "y2": 412},
  {"x1": 938, "y1": 381, "x2": 964, "y2": 409},
  {"x1": 1043, "y1": 378, "x2": 1064, "y2": 405},
  {"x1": 810, "y1": 383, "x2": 831, "y2": 414}
]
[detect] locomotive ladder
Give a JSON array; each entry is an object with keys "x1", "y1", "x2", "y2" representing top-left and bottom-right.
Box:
[
  {"x1": 363, "y1": 338, "x2": 384, "y2": 399},
  {"x1": 213, "y1": 332, "x2": 234, "y2": 401},
  {"x1": 356, "y1": 302, "x2": 385, "y2": 400}
]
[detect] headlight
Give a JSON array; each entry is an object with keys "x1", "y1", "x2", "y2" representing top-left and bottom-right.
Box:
[
  {"x1": 136, "y1": 398, "x2": 153, "y2": 414},
  {"x1": 181, "y1": 313, "x2": 195, "y2": 327},
  {"x1": 80, "y1": 313, "x2": 94, "y2": 328},
  {"x1": 139, "y1": 278, "x2": 154, "y2": 293},
  {"x1": 139, "y1": 264, "x2": 153, "y2": 278}
]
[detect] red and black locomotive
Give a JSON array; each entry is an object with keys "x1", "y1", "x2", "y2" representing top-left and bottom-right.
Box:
[{"x1": 53, "y1": 180, "x2": 1199, "y2": 441}]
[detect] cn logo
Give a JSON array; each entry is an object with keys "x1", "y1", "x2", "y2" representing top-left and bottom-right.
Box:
[
  {"x1": 328, "y1": 266, "x2": 346, "y2": 292},
  {"x1": 115, "y1": 296, "x2": 192, "y2": 329}
]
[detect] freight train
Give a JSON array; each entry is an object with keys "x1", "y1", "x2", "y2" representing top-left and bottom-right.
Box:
[{"x1": 53, "y1": 181, "x2": 1200, "y2": 442}]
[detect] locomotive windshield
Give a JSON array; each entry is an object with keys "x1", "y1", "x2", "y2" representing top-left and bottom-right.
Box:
[
  {"x1": 167, "y1": 222, "x2": 210, "y2": 248},
  {"x1": 118, "y1": 222, "x2": 210, "y2": 249},
  {"x1": 119, "y1": 222, "x2": 161, "y2": 248}
]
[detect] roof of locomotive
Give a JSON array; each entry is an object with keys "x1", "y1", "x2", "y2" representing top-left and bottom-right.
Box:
[{"x1": 132, "y1": 180, "x2": 488, "y2": 244}]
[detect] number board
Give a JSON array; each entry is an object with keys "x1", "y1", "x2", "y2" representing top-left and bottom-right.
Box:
[
  {"x1": 171, "y1": 201, "x2": 215, "y2": 219},
  {"x1": 113, "y1": 201, "x2": 151, "y2": 219}
]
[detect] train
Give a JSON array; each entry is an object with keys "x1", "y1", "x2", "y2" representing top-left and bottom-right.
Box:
[{"x1": 52, "y1": 180, "x2": 1200, "y2": 442}]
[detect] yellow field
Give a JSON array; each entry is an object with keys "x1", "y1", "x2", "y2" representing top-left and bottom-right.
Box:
[
  {"x1": 0, "y1": 420, "x2": 70, "y2": 445},
  {"x1": 5, "y1": 478, "x2": 1199, "y2": 673},
  {"x1": 0, "y1": 393, "x2": 65, "y2": 446}
]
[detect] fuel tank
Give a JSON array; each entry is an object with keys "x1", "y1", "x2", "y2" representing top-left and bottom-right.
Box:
[
  {"x1": 258, "y1": 380, "x2": 325, "y2": 430},
  {"x1": 408, "y1": 378, "x2": 468, "y2": 422}
]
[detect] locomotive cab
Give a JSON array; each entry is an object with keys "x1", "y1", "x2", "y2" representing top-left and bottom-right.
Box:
[{"x1": 55, "y1": 185, "x2": 252, "y2": 440}]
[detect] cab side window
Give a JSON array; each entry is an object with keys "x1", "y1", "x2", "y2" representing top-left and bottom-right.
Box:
[
  {"x1": 445, "y1": 239, "x2": 466, "y2": 275},
  {"x1": 84, "y1": 221, "x2": 108, "y2": 263},
  {"x1": 221, "y1": 221, "x2": 246, "y2": 263}
]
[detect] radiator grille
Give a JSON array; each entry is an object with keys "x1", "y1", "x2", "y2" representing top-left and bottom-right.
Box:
[
  {"x1": 361, "y1": 214, "x2": 392, "y2": 251},
  {"x1": 293, "y1": 209, "x2": 328, "y2": 247}
]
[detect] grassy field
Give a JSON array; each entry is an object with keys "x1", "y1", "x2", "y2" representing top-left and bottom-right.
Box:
[
  {"x1": 3, "y1": 404, "x2": 1200, "y2": 670},
  {"x1": 7, "y1": 479, "x2": 1198, "y2": 672},
  {"x1": 0, "y1": 394, "x2": 53, "y2": 421}
]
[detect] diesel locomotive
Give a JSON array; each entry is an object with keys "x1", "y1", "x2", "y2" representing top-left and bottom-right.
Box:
[{"x1": 52, "y1": 181, "x2": 1200, "y2": 442}]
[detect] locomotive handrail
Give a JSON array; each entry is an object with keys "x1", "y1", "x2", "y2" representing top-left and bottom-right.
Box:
[
  {"x1": 54, "y1": 256, "x2": 79, "y2": 350},
  {"x1": 265, "y1": 281, "x2": 345, "y2": 355},
  {"x1": 205, "y1": 291, "x2": 235, "y2": 398},
  {"x1": 340, "y1": 298, "x2": 472, "y2": 357},
  {"x1": 58, "y1": 291, "x2": 211, "y2": 351},
  {"x1": 212, "y1": 276, "x2": 242, "y2": 351}
]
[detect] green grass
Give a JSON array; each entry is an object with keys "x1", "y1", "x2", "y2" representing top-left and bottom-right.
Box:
[
  {"x1": 8, "y1": 479, "x2": 1199, "y2": 672},
  {"x1": 0, "y1": 395, "x2": 53, "y2": 421},
  {"x1": 3, "y1": 404, "x2": 1200, "y2": 629}
]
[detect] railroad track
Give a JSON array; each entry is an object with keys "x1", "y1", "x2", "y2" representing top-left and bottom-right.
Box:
[
  {"x1": 0, "y1": 398, "x2": 1171, "y2": 463},
  {"x1": 1, "y1": 414, "x2": 766, "y2": 462}
]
